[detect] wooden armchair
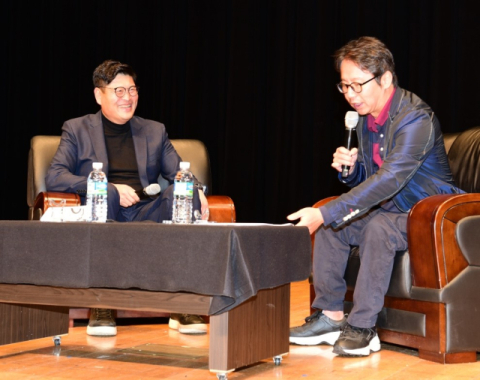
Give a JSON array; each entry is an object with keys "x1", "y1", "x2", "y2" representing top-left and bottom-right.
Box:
[
  {"x1": 27, "y1": 135, "x2": 236, "y2": 323},
  {"x1": 310, "y1": 126, "x2": 480, "y2": 364}
]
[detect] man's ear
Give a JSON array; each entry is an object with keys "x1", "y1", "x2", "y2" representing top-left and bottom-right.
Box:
[
  {"x1": 381, "y1": 71, "x2": 393, "y2": 89},
  {"x1": 94, "y1": 87, "x2": 102, "y2": 106}
]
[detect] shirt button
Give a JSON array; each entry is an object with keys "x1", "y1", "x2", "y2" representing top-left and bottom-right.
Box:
[
  {"x1": 380, "y1": 147, "x2": 384, "y2": 151},
  {"x1": 380, "y1": 134, "x2": 384, "y2": 138}
]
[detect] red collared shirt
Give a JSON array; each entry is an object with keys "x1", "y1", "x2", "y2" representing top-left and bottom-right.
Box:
[{"x1": 366, "y1": 88, "x2": 396, "y2": 168}]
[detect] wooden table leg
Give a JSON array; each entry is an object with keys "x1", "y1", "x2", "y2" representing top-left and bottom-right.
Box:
[
  {"x1": 208, "y1": 284, "x2": 290, "y2": 375},
  {"x1": 0, "y1": 303, "x2": 69, "y2": 345}
]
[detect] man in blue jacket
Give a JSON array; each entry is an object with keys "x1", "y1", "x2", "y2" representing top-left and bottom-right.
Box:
[
  {"x1": 46, "y1": 60, "x2": 209, "y2": 337},
  {"x1": 288, "y1": 37, "x2": 462, "y2": 357}
]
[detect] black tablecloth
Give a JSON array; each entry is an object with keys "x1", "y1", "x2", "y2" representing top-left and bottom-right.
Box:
[{"x1": 0, "y1": 221, "x2": 311, "y2": 314}]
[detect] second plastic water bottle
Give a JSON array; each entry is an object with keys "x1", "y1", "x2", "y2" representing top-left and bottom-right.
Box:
[
  {"x1": 86, "y1": 162, "x2": 108, "y2": 223},
  {"x1": 172, "y1": 161, "x2": 194, "y2": 224}
]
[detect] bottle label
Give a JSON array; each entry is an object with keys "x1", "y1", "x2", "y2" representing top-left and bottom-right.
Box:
[
  {"x1": 174, "y1": 181, "x2": 193, "y2": 196},
  {"x1": 88, "y1": 181, "x2": 108, "y2": 195}
]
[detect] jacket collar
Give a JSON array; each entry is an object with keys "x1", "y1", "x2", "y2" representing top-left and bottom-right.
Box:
[
  {"x1": 388, "y1": 87, "x2": 405, "y2": 121},
  {"x1": 130, "y1": 117, "x2": 148, "y2": 185},
  {"x1": 357, "y1": 87, "x2": 404, "y2": 177},
  {"x1": 88, "y1": 111, "x2": 109, "y2": 173}
]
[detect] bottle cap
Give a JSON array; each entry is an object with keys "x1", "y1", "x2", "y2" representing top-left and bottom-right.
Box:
[
  {"x1": 179, "y1": 162, "x2": 190, "y2": 170},
  {"x1": 92, "y1": 162, "x2": 103, "y2": 170}
]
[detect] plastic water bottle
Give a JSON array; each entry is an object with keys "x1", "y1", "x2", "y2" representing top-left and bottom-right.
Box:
[
  {"x1": 86, "y1": 162, "x2": 108, "y2": 223},
  {"x1": 172, "y1": 161, "x2": 194, "y2": 224}
]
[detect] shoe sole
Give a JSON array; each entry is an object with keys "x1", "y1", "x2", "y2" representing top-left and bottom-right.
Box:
[
  {"x1": 333, "y1": 335, "x2": 381, "y2": 356},
  {"x1": 169, "y1": 319, "x2": 207, "y2": 334},
  {"x1": 86, "y1": 325, "x2": 117, "y2": 337},
  {"x1": 289, "y1": 330, "x2": 341, "y2": 346}
]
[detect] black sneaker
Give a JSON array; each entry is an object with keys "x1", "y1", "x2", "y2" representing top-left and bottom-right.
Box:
[
  {"x1": 289, "y1": 310, "x2": 347, "y2": 345},
  {"x1": 333, "y1": 323, "x2": 381, "y2": 356},
  {"x1": 168, "y1": 314, "x2": 207, "y2": 334},
  {"x1": 86, "y1": 308, "x2": 117, "y2": 337}
]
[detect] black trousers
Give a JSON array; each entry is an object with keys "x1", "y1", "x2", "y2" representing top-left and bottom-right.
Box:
[{"x1": 107, "y1": 184, "x2": 202, "y2": 223}]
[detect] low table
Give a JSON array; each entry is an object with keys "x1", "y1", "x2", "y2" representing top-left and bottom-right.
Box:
[{"x1": 0, "y1": 221, "x2": 311, "y2": 378}]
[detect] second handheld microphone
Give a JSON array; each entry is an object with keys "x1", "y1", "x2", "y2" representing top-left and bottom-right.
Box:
[{"x1": 135, "y1": 183, "x2": 161, "y2": 199}]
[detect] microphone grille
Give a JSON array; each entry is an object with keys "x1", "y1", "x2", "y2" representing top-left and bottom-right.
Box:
[
  {"x1": 145, "y1": 183, "x2": 161, "y2": 195},
  {"x1": 345, "y1": 111, "x2": 359, "y2": 129}
]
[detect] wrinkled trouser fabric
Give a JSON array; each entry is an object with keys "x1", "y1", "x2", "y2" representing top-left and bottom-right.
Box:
[
  {"x1": 107, "y1": 184, "x2": 202, "y2": 223},
  {"x1": 312, "y1": 206, "x2": 408, "y2": 328}
]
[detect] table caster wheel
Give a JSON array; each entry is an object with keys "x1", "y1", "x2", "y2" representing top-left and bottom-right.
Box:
[
  {"x1": 274, "y1": 355, "x2": 282, "y2": 365},
  {"x1": 216, "y1": 373, "x2": 227, "y2": 380},
  {"x1": 53, "y1": 336, "x2": 61, "y2": 346}
]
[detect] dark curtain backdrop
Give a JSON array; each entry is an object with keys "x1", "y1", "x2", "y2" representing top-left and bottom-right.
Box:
[{"x1": 2, "y1": 0, "x2": 480, "y2": 223}]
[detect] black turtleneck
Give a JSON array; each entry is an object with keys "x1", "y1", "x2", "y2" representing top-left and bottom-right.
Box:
[{"x1": 102, "y1": 114, "x2": 142, "y2": 192}]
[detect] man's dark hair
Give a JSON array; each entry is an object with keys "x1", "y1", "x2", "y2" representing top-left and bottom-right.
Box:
[
  {"x1": 333, "y1": 36, "x2": 398, "y2": 87},
  {"x1": 93, "y1": 60, "x2": 137, "y2": 87}
]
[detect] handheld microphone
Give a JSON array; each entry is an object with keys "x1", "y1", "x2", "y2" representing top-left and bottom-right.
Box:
[
  {"x1": 135, "y1": 183, "x2": 161, "y2": 199},
  {"x1": 342, "y1": 111, "x2": 359, "y2": 178}
]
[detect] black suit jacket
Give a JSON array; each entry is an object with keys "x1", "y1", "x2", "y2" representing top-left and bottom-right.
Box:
[{"x1": 46, "y1": 111, "x2": 182, "y2": 200}]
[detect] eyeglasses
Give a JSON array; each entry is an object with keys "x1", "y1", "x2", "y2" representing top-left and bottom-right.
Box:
[
  {"x1": 98, "y1": 86, "x2": 139, "y2": 97},
  {"x1": 336, "y1": 76, "x2": 378, "y2": 94}
]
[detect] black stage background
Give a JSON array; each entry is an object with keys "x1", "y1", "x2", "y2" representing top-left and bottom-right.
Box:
[{"x1": 2, "y1": 0, "x2": 479, "y2": 223}]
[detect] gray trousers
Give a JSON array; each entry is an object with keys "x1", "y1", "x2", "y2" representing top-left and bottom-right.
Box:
[{"x1": 312, "y1": 206, "x2": 408, "y2": 328}]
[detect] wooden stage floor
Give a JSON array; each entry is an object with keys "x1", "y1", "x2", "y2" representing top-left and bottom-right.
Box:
[{"x1": 1, "y1": 280, "x2": 479, "y2": 379}]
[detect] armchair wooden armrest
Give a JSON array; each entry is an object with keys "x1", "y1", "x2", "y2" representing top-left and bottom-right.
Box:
[
  {"x1": 407, "y1": 192, "x2": 480, "y2": 289},
  {"x1": 206, "y1": 195, "x2": 236, "y2": 223},
  {"x1": 32, "y1": 192, "x2": 81, "y2": 220},
  {"x1": 312, "y1": 196, "x2": 339, "y2": 210}
]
